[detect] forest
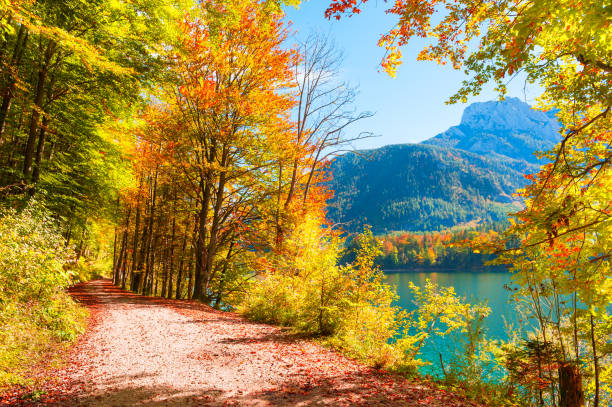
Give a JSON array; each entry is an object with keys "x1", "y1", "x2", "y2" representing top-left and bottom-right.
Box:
[
  {"x1": 343, "y1": 226, "x2": 504, "y2": 270},
  {"x1": 1, "y1": 1, "x2": 610, "y2": 407},
  {"x1": 327, "y1": 143, "x2": 527, "y2": 232}
]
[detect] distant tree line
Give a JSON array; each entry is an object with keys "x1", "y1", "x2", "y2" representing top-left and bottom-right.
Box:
[{"x1": 343, "y1": 223, "x2": 508, "y2": 270}]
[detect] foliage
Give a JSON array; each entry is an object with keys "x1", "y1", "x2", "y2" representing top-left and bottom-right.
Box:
[
  {"x1": 342, "y1": 225, "x2": 503, "y2": 270},
  {"x1": 240, "y1": 223, "x2": 409, "y2": 366},
  {"x1": 106, "y1": 0, "x2": 308, "y2": 303},
  {"x1": 0, "y1": 0, "x2": 183, "y2": 248},
  {"x1": 0, "y1": 204, "x2": 87, "y2": 387},
  {"x1": 398, "y1": 279, "x2": 491, "y2": 376},
  {"x1": 329, "y1": 227, "x2": 411, "y2": 368},
  {"x1": 1, "y1": 0, "x2": 607, "y2": 404}
]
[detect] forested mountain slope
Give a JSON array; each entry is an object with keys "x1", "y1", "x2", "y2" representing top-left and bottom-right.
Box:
[{"x1": 327, "y1": 98, "x2": 560, "y2": 232}]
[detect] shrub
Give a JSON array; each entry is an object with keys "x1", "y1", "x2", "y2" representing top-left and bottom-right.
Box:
[
  {"x1": 239, "y1": 219, "x2": 411, "y2": 368},
  {"x1": 0, "y1": 203, "x2": 87, "y2": 387}
]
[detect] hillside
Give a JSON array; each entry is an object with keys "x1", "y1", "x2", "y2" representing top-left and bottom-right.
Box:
[{"x1": 327, "y1": 98, "x2": 560, "y2": 232}]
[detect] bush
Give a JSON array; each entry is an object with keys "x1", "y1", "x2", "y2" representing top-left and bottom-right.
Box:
[
  {"x1": 0, "y1": 203, "x2": 87, "y2": 387},
  {"x1": 239, "y1": 219, "x2": 411, "y2": 368}
]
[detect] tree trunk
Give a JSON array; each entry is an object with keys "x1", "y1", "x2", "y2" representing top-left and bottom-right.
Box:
[
  {"x1": 143, "y1": 169, "x2": 158, "y2": 294},
  {"x1": 129, "y1": 193, "x2": 141, "y2": 289},
  {"x1": 175, "y1": 218, "x2": 191, "y2": 299},
  {"x1": 167, "y1": 211, "x2": 176, "y2": 299},
  {"x1": 113, "y1": 233, "x2": 124, "y2": 285},
  {"x1": 285, "y1": 159, "x2": 299, "y2": 208},
  {"x1": 23, "y1": 40, "x2": 55, "y2": 181},
  {"x1": 213, "y1": 242, "x2": 234, "y2": 308},
  {"x1": 193, "y1": 177, "x2": 211, "y2": 300},
  {"x1": 135, "y1": 210, "x2": 149, "y2": 284},
  {"x1": 114, "y1": 209, "x2": 130, "y2": 285},
  {"x1": 31, "y1": 115, "x2": 48, "y2": 184},
  {"x1": 0, "y1": 25, "x2": 28, "y2": 141},
  {"x1": 275, "y1": 161, "x2": 283, "y2": 247},
  {"x1": 558, "y1": 363, "x2": 584, "y2": 407},
  {"x1": 203, "y1": 166, "x2": 227, "y2": 301},
  {"x1": 112, "y1": 226, "x2": 119, "y2": 273},
  {"x1": 187, "y1": 251, "x2": 195, "y2": 300},
  {"x1": 76, "y1": 228, "x2": 86, "y2": 261},
  {"x1": 145, "y1": 234, "x2": 154, "y2": 295},
  {"x1": 146, "y1": 233, "x2": 158, "y2": 296},
  {"x1": 589, "y1": 314, "x2": 599, "y2": 407},
  {"x1": 161, "y1": 239, "x2": 168, "y2": 298},
  {"x1": 120, "y1": 241, "x2": 129, "y2": 289}
]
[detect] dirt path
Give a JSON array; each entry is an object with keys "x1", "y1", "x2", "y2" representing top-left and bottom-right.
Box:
[{"x1": 5, "y1": 280, "x2": 481, "y2": 406}]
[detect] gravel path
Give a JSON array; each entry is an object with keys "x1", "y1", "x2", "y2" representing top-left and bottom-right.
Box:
[{"x1": 4, "y1": 279, "x2": 482, "y2": 406}]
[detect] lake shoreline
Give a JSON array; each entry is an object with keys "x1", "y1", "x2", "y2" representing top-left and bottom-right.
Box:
[{"x1": 383, "y1": 267, "x2": 509, "y2": 273}]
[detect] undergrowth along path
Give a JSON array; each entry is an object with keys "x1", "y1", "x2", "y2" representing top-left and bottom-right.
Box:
[{"x1": 3, "y1": 279, "x2": 482, "y2": 406}]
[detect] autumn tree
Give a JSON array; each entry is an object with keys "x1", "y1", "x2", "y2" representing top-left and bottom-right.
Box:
[{"x1": 111, "y1": 0, "x2": 301, "y2": 303}]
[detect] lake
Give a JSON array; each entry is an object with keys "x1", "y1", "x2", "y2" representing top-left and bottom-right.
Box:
[{"x1": 384, "y1": 270, "x2": 517, "y2": 376}]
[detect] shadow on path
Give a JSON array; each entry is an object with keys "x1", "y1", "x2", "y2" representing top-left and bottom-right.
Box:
[{"x1": 1, "y1": 279, "x2": 482, "y2": 407}]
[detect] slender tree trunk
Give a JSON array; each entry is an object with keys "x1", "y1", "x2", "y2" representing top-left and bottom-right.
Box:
[
  {"x1": 65, "y1": 222, "x2": 72, "y2": 247},
  {"x1": 213, "y1": 242, "x2": 234, "y2": 308},
  {"x1": 275, "y1": 161, "x2": 283, "y2": 247},
  {"x1": 47, "y1": 140, "x2": 55, "y2": 162},
  {"x1": 167, "y1": 209, "x2": 176, "y2": 299},
  {"x1": 135, "y1": 222, "x2": 148, "y2": 292},
  {"x1": 193, "y1": 177, "x2": 211, "y2": 300},
  {"x1": 136, "y1": 208, "x2": 149, "y2": 275},
  {"x1": 285, "y1": 159, "x2": 299, "y2": 208},
  {"x1": 152, "y1": 259, "x2": 158, "y2": 295},
  {"x1": 203, "y1": 166, "x2": 227, "y2": 300},
  {"x1": 23, "y1": 40, "x2": 56, "y2": 181},
  {"x1": 175, "y1": 218, "x2": 191, "y2": 299},
  {"x1": 31, "y1": 115, "x2": 48, "y2": 184},
  {"x1": 129, "y1": 188, "x2": 141, "y2": 288},
  {"x1": 161, "y1": 238, "x2": 169, "y2": 298},
  {"x1": 113, "y1": 235, "x2": 124, "y2": 285},
  {"x1": 120, "y1": 239, "x2": 129, "y2": 289},
  {"x1": 0, "y1": 25, "x2": 28, "y2": 141},
  {"x1": 146, "y1": 233, "x2": 158, "y2": 296},
  {"x1": 187, "y1": 250, "x2": 195, "y2": 300},
  {"x1": 590, "y1": 314, "x2": 599, "y2": 407},
  {"x1": 145, "y1": 235, "x2": 153, "y2": 295},
  {"x1": 76, "y1": 228, "x2": 86, "y2": 261},
  {"x1": 114, "y1": 209, "x2": 130, "y2": 285},
  {"x1": 143, "y1": 170, "x2": 158, "y2": 294},
  {"x1": 303, "y1": 145, "x2": 325, "y2": 204},
  {"x1": 112, "y1": 226, "x2": 119, "y2": 273}
]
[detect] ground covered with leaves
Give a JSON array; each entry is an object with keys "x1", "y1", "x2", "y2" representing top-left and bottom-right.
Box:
[{"x1": 0, "y1": 280, "x2": 482, "y2": 406}]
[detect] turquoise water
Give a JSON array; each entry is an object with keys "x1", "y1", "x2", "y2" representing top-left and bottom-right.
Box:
[{"x1": 384, "y1": 270, "x2": 517, "y2": 376}]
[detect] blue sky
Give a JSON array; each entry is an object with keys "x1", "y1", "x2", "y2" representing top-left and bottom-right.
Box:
[{"x1": 283, "y1": 1, "x2": 540, "y2": 149}]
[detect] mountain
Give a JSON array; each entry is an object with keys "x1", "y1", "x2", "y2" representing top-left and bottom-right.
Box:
[
  {"x1": 422, "y1": 97, "x2": 560, "y2": 163},
  {"x1": 327, "y1": 98, "x2": 560, "y2": 233}
]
